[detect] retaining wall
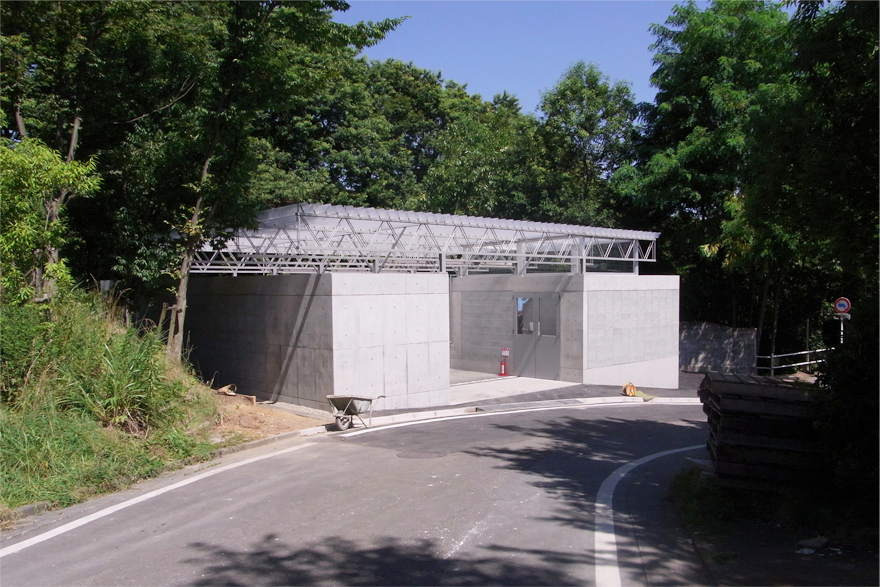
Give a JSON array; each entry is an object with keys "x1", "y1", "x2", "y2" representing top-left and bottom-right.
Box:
[{"x1": 680, "y1": 322, "x2": 757, "y2": 374}]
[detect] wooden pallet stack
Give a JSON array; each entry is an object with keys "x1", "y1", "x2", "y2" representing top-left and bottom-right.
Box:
[{"x1": 698, "y1": 372, "x2": 828, "y2": 489}]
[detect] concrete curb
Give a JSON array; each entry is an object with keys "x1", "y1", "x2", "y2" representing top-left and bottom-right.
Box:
[
  {"x1": 175, "y1": 397, "x2": 703, "y2": 458},
  {"x1": 4, "y1": 502, "x2": 51, "y2": 523}
]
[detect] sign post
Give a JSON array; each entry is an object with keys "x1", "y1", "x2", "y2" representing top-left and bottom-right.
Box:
[{"x1": 833, "y1": 297, "x2": 851, "y2": 344}]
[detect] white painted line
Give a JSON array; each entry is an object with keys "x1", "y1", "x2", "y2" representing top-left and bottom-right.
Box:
[
  {"x1": 344, "y1": 399, "x2": 701, "y2": 437},
  {"x1": 594, "y1": 444, "x2": 704, "y2": 587},
  {"x1": 0, "y1": 442, "x2": 315, "y2": 558},
  {"x1": 342, "y1": 401, "x2": 645, "y2": 436}
]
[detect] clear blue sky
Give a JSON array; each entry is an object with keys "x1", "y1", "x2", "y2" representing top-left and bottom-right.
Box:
[{"x1": 332, "y1": 1, "x2": 687, "y2": 114}]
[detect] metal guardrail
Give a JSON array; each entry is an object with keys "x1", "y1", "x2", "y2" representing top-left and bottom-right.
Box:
[{"x1": 755, "y1": 348, "x2": 830, "y2": 376}]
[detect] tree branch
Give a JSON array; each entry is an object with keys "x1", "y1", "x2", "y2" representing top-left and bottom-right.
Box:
[{"x1": 115, "y1": 75, "x2": 199, "y2": 124}]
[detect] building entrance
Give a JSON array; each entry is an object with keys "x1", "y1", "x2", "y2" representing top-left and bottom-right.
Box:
[{"x1": 511, "y1": 293, "x2": 560, "y2": 379}]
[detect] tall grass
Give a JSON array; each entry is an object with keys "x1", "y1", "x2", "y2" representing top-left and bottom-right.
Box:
[{"x1": 1, "y1": 288, "x2": 220, "y2": 511}]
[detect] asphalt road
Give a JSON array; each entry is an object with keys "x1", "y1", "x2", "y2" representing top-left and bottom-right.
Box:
[{"x1": 1, "y1": 402, "x2": 710, "y2": 586}]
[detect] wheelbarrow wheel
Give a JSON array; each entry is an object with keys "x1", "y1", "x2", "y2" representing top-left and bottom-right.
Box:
[{"x1": 335, "y1": 415, "x2": 352, "y2": 431}]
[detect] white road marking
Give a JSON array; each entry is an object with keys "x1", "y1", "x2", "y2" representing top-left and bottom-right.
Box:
[
  {"x1": 0, "y1": 442, "x2": 315, "y2": 558},
  {"x1": 343, "y1": 398, "x2": 700, "y2": 437},
  {"x1": 593, "y1": 445, "x2": 703, "y2": 587}
]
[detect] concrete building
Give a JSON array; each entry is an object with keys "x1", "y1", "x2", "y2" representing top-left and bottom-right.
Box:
[{"x1": 186, "y1": 203, "x2": 679, "y2": 412}]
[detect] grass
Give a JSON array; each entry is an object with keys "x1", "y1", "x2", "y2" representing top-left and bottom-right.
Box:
[
  {"x1": 667, "y1": 468, "x2": 783, "y2": 536},
  {"x1": 668, "y1": 467, "x2": 879, "y2": 549},
  {"x1": 0, "y1": 288, "x2": 226, "y2": 514}
]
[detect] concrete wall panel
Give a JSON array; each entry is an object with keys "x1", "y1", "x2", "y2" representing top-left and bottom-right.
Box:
[
  {"x1": 679, "y1": 322, "x2": 756, "y2": 374},
  {"x1": 582, "y1": 355, "x2": 679, "y2": 389},
  {"x1": 383, "y1": 345, "x2": 409, "y2": 396},
  {"x1": 331, "y1": 274, "x2": 449, "y2": 410},
  {"x1": 582, "y1": 274, "x2": 679, "y2": 389},
  {"x1": 383, "y1": 296, "x2": 408, "y2": 347}
]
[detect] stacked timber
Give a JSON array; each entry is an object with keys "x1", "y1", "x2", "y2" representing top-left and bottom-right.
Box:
[{"x1": 698, "y1": 372, "x2": 828, "y2": 489}]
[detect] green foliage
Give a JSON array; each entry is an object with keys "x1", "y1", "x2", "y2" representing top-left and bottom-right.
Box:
[
  {"x1": 668, "y1": 468, "x2": 782, "y2": 535},
  {"x1": 0, "y1": 409, "x2": 164, "y2": 508},
  {"x1": 618, "y1": 1, "x2": 795, "y2": 333},
  {"x1": 0, "y1": 289, "x2": 221, "y2": 509},
  {"x1": 424, "y1": 93, "x2": 540, "y2": 219},
  {"x1": 536, "y1": 62, "x2": 639, "y2": 226},
  {"x1": 58, "y1": 329, "x2": 183, "y2": 432},
  {"x1": 633, "y1": 0, "x2": 878, "y2": 504},
  {"x1": 815, "y1": 296, "x2": 879, "y2": 514},
  {"x1": 2, "y1": 1, "x2": 402, "y2": 309},
  {"x1": 670, "y1": 463, "x2": 877, "y2": 543},
  {"x1": 0, "y1": 139, "x2": 99, "y2": 303}
]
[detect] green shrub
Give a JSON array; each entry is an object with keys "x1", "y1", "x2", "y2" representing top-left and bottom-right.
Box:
[
  {"x1": 0, "y1": 288, "x2": 221, "y2": 510},
  {"x1": 0, "y1": 303, "x2": 49, "y2": 403},
  {"x1": 0, "y1": 408, "x2": 163, "y2": 508}
]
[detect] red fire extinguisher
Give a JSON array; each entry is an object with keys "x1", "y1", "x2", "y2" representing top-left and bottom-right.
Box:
[{"x1": 499, "y1": 347, "x2": 509, "y2": 376}]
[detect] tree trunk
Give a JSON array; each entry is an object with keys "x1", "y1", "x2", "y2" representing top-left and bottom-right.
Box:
[
  {"x1": 38, "y1": 109, "x2": 80, "y2": 300},
  {"x1": 167, "y1": 112, "x2": 223, "y2": 361},
  {"x1": 755, "y1": 258, "x2": 771, "y2": 356},
  {"x1": 65, "y1": 112, "x2": 80, "y2": 163},
  {"x1": 14, "y1": 103, "x2": 27, "y2": 139},
  {"x1": 167, "y1": 197, "x2": 203, "y2": 361}
]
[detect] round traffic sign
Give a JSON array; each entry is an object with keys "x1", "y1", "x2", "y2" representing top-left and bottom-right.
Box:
[{"x1": 834, "y1": 297, "x2": 851, "y2": 313}]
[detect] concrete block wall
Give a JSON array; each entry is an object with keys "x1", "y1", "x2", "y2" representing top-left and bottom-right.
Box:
[
  {"x1": 330, "y1": 273, "x2": 449, "y2": 411},
  {"x1": 582, "y1": 274, "x2": 680, "y2": 389},
  {"x1": 453, "y1": 291, "x2": 514, "y2": 373},
  {"x1": 186, "y1": 273, "x2": 450, "y2": 413},
  {"x1": 450, "y1": 274, "x2": 582, "y2": 374},
  {"x1": 679, "y1": 322, "x2": 756, "y2": 374},
  {"x1": 187, "y1": 274, "x2": 334, "y2": 411}
]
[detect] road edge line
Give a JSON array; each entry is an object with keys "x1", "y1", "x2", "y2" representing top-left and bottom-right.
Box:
[
  {"x1": 594, "y1": 444, "x2": 704, "y2": 587},
  {"x1": 0, "y1": 442, "x2": 314, "y2": 558}
]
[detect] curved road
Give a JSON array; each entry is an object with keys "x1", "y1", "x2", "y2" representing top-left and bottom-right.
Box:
[{"x1": 1, "y1": 401, "x2": 710, "y2": 586}]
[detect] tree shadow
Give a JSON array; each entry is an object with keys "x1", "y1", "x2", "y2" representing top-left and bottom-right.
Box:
[
  {"x1": 185, "y1": 533, "x2": 585, "y2": 586},
  {"x1": 463, "y1": 414, "x2": 708, "y2": 532},
  {"x1": 460, "y1": 414, "x2": 711, "y2": 584}
]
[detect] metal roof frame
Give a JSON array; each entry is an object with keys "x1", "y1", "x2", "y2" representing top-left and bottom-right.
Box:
[{"x1": 193, "y1": 203, "x2": 659, "y2": 275}]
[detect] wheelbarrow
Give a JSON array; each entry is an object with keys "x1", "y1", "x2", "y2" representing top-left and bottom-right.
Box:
[{"x1": 327, "y1": 395, "x2": 386, "y2": 431}]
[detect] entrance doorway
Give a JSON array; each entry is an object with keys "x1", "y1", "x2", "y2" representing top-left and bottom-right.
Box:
[{"x1": 511, "y1": 293, "x2": 560, "y2": 379}]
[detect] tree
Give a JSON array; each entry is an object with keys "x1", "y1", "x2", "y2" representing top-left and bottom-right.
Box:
[
  {"x1": 536, "y1": 61, "x2": 639, "y2": 226},
  {"x1": 423, "y1": 92, "x2": 541, "y2": 219},
  {"x1": 756, "y1": 0, "x2": 879, "y2": 505},
  {"x1": 617, "y1": 1, "x2": 794, "y2": 345},
  {"x1": 0, "y1": 139, "x2": 100, "y2": 303},
  {"x1": 2, "y1": 1, "x2": 402, "y2": 359}
]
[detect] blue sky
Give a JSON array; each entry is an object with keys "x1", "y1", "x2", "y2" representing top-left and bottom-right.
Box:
[{"x1": 333, "y1": 1, "x2": 686, "y2": 114}]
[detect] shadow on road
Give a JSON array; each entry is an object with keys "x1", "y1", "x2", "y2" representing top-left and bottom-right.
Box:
[
  {"x1": 186, "y1": 534, "x2": 584, "y2": 586},
  {"x1": 465, "y1": 413, "x2": 712, "y2": 584},
  {"x1": 465, "y1": 414, "x2": 707, "y2": 526}
]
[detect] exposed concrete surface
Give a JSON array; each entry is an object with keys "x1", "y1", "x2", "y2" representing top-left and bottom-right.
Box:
[{"x1": 448, "y1": 375, "x2": 580, "y2": 405}]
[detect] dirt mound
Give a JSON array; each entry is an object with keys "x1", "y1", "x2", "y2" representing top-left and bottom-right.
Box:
[{"x1": 213, "y1": 394, "x2": 332, "y2": 443}]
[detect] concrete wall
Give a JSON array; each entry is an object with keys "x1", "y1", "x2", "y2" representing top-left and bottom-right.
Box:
[
  {"x1": 451, "y1": 290, "x2": 513, "y2": 373},
  {"x1": 679, "y1": 322, "x2": 757, "y2": 374},
  {"x1": 187, "y1": 274, "x2": 333, "y2": 411},
  {"x1": 449, "y1": 273, "x2": 680, "y2": 389},
  {"x1": 187, "y1": 273, "x2": 449, "y2": 412},
  {"x1": 330, "y1": 273, "x2": 449, "y2": 411},
  {"x1": 582, "y1": 274, "x2": 680, "y2": 389},
  {"x1": 450, "y1": 274, "x2": 583, "y2": 374}
]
